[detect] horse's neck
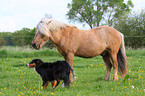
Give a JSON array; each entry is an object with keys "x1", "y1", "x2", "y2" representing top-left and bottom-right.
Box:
[
  {"x1": 49, "y1": 30, "x2": 62, "y2": 45},
  {"x1": 49, "y1": 27, "x2": 78, "y2": 45}
]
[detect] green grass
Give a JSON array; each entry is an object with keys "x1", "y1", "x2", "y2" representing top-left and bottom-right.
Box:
[{"x1": 0, "y1": 47, "x2": 145, "y2": 96}]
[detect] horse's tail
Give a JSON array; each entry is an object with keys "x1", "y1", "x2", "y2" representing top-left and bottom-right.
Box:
[{"x1": 117, "y1": 33, "x2": 127, "y2": 78}]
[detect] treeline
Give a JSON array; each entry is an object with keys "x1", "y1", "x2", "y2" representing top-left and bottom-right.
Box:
[
  {"x1": 0, "y1": 28, "x2": 35, "y2": 46},
  {"x1": 0, "y1": 28, "x2": 54, "y2": 48}
]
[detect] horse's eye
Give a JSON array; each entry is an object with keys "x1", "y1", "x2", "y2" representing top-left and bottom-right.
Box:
[{"x1": 41, "y1": 34, "x2": 44, "y2": 38}]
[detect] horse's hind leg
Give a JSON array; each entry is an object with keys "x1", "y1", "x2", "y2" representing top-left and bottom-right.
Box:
[
  {"x1": 103, "y1": 53, "x2": 112, "y2": 80},
  {"x1": 110, "y1": 53, "x2": 119, "y2": 81}
]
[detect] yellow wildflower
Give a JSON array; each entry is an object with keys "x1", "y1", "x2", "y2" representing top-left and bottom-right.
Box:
[{"x1": 90, "y1": 64, "x2": 94, "y2": 66}]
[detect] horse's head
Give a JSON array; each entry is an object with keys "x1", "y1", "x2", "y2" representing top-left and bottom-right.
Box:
[
  {"x1": 32, "y1": 18, "x2": 76, "y2": 49},
  {"x1": 32, "y1": 28, "x2": 50, "y2": 49},
  {"x1": 32, "y1": 18, "x2": 53, "y2": 49}
]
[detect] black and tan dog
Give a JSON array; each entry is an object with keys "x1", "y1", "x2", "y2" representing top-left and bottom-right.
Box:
[{"x1": 26, "y1": 58, "x2": 74, "y2": 89}]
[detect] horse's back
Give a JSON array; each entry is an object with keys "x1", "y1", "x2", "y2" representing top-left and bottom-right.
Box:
[
  {"x1": 74, "y1": 26, "x2": 121, "y2": 57},
  {"x1": 93, "y1": 26, "x2": 122, "y2": 53}
]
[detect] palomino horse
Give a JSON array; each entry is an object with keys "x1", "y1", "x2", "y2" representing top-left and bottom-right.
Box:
[{"x1": 32, "y1": 18, "x2": 127, "y2": 82}]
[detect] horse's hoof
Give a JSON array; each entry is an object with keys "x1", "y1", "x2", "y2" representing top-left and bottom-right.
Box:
[
  {"x1": 69, "y1": 77, "x2": 74, "y2": 83},
  {"x1": 104, "y1": 76, "x2": 111, "y2": 81},
  {"x1": 113, "y1": 77, "x2": 118, "y2": 81}
]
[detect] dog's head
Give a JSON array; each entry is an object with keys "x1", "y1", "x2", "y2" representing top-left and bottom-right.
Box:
[{"x1": 26, "y1": 59, "x2": 43, "y2": 68}]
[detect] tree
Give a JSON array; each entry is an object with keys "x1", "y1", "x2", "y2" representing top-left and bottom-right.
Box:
[
  {"x1": 114, "y1": 9, "x2": 145, "y2": 48},
  {"x1": 12, "y1": 28, "x2": 35, "y2": 46},
  {"x1": 1, "y1": 32, "x2": 13, "y2": 46},
  {"x1": 66, "y1": 0, "x2": 134, "y2": 28}
]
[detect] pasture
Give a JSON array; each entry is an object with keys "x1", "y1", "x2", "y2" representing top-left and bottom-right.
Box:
[{"x1": 0, "y1": 46, "x2": 145, "y2": 96}]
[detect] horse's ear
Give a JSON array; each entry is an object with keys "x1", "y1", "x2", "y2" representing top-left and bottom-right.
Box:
[{"x1": 46, "y1": 21, "x2": 51, "y2": 25}]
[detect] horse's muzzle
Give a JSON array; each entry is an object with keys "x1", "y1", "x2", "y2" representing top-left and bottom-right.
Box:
[{"x1": 32, "y1": 43, "x2": 40, "y2": 50}]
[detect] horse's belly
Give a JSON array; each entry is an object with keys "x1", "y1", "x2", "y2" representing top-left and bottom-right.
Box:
[{"x1": 75, "y1": 47, "x2": 104, "y2": 58}]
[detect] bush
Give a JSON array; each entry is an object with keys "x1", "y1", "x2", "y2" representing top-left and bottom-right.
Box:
[{"x1": 0, "y1": 49, "x2": 7, "y2": 58}]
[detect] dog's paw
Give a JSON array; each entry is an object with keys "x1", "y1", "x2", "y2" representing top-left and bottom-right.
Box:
[{"x1": 62, "y1": 82, "x2": 65, "y2": 88}]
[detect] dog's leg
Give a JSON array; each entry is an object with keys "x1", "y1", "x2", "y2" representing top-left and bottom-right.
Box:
[
  {"x1": 62, "y1": 82, "x2": 65, "y2": 88},
  {"x1": 51, "y1": 80, "x2": 57, "y2": 88},
  {"x1": 55, "y1": 80, "x2": 60, "y2": 87},
  {"x1": 42, "y1": 81, "x2": 49, "y2": 89},
  {"x1": 40, "y1": 76, "x2": 42, "y2": 80},
  {"x1": 63, "y1": 76, "x2": 70, "y2": 88}
]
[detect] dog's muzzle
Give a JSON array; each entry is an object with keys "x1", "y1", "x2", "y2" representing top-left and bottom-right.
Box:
[
  {"x1": 26, "y1": 64, "x2": 29, "y2": 66},
  {"x1": 26, "y1": 64, "x2": 31, "y2": 68}
]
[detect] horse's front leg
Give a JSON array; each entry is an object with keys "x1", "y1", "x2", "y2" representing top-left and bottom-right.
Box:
[{"x1": 64, "y1": 52, "x2": 74, "y2": 83}]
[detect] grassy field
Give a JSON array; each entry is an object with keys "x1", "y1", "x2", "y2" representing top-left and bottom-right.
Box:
[{"x1": 0, "y1": 46, "x2": 145, "y2": 96}]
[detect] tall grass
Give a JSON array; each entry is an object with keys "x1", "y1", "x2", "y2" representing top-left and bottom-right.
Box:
[
  {"x1": 0, "y1": 46, "x2": 61, "y2": 58},
  {"x1": 1, "y1": 46, "x2": 145, "y2": 58},
  {"x1": 126, "y1": 48, "x2": 145, "y2": 57}
]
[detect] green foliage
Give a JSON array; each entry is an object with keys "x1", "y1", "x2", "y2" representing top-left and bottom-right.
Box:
[
  {"x1": 0, "y1": 28, "x2": 54, "y2": 48},
  {"x1": 12, "y1": 28, "x2": 35, "y2": 46},
  {"x1": 0, "y1": 33, "x2": 5, "y2": 46},
  {"x1": 123, "y1": 74, "x2": 130, "y2": 84},
  {"x1": 66, "y1": 0, "x2": 134, "y2": 28},
  {"x1": 0, "y1": 47, "x2": 145, "y2": 95},
  {"x1": 1, "y1": 32, "x2": 13, "y2": 46},
  {"x1": 114, "y1": 9, "x2": 145, "y2": 48},
  {"x1": 0, "y1": 49, "x2": 7, "y2": 57}
]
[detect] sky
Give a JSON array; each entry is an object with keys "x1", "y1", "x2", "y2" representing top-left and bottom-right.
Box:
[{"x1": 0, "y1": 0, "x2": 145, "y2": 32}]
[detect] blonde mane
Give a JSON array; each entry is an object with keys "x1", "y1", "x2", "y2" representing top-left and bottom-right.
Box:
[{"x1": 37, "y1": 18, "x2": 76, "y2": 36}]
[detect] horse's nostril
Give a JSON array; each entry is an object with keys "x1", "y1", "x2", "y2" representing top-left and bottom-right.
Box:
[
  {"x1": 32, "y1": 43, "x2": 40, "y2": 49},
  {"x1": 32, "y1": 43, "x2": 36, "y2": 48},
  {"x1": 38, "y1": 45, "x2": 40, "y2": 49}
]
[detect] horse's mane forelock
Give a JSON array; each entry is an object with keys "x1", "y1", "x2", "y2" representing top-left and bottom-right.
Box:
[{"x1": 37, "y1": 18, "x2": 76, "y2": 36}]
